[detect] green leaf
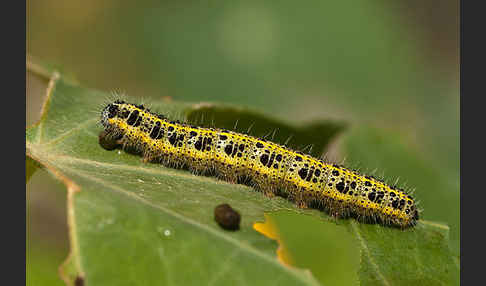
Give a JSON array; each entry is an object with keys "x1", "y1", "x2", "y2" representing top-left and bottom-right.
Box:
[
  {"x1": 26, "y1": 66, "x2": 458, "y2": 286},
  {"x1": 349, "y1": 220, "x2": 459, "y2": 286}
]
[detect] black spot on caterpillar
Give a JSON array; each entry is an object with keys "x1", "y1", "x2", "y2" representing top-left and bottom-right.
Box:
[
  {"x1": 100, "y1": 101, "x2": 420, "y2": 228},
  {"x1": 214, "y1": 204, "x2": 241, "y2": 231}
]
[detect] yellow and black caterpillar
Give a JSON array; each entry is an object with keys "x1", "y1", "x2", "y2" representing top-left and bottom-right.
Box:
[{"x1": 100, "y1": 100, "x2": 419, "y2": 228}]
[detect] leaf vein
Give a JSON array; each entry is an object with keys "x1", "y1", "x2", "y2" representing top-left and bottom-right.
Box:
[
  {"x1": 350, "y1": 221, "x2": 391, "y2": 286},
  {"x1": 44, "y1": 118, "x2": 98, "y2": 147}
]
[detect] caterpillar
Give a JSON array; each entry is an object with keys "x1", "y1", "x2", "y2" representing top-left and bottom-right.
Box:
[{"x1": 100, "y1": 100, "x2": 420, "y2": 228}]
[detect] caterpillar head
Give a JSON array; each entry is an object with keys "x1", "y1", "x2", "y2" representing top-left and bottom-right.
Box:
[{"x1": 101, "y1": 103, "x2": 119, "y2": 127}]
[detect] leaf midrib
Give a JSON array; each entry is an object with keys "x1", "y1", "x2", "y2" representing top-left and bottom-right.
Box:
[{"x1": 350, "y1": 221, "x2": 390, "y2": 286}]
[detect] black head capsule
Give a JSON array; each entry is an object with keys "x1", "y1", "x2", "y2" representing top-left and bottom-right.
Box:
[
  {"x1": 98, "y1": 130, "x2": 121, "y2": 151},
  {"x1": 101, "y1": 103, "x2": 119, "y2": 127}
]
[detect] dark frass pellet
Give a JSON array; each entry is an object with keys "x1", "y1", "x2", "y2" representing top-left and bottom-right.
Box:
[
  {"x1": 214, "y1": 204, "x2": 241, "y2": 231},
  {"x1": 98, "y1": 130, "x2": 120, "y2": 150},
  {"x1": 75, "y1": 276, "x2": 85, "y2": 286}
]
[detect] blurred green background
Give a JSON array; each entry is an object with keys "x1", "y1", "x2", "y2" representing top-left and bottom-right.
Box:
[{"x1": 26, "y1": 1, "x2": 459, "y2": 285}]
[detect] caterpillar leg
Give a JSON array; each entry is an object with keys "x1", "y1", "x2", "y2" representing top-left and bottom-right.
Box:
[
  {"x1": 296, "y1": 199, "x2": 308, "y2": 209},
  {"x1": 262, "y1": 188, "x2": 276, "y2": 198},
  {"x1": 214, "y1": 163, "x2": 239, "y2": 184},
  {"x1": 249, "y1": 174, "x2": 279, "y2": 198},
  {"x1": 142, "y1": 156, "x2": 151, "y2": 163}
]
